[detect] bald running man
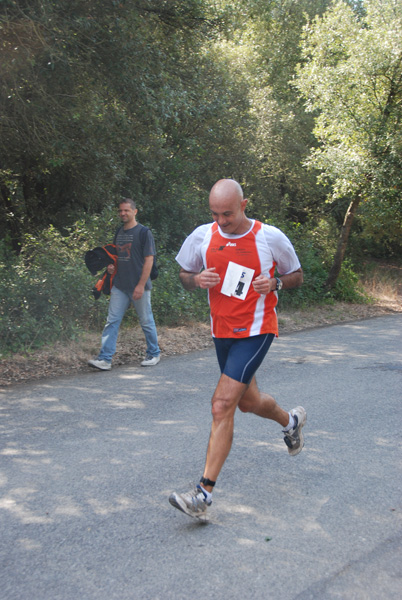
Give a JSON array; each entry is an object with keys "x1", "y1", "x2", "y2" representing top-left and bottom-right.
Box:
[{"x1": 169, "y1": 179, "x2": 306, "y2": 521}]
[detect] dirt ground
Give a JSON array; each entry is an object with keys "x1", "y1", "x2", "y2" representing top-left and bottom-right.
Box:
[{"x1": 1, "y1": 294, "x2": 401, "y2": 388}]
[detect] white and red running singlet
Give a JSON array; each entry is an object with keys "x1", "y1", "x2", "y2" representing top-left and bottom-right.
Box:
[{"x1": 176, "y1": 220, "x2": 301, "y2": 339}]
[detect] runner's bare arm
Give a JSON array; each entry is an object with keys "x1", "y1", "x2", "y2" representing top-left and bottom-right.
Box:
[
  {"x1": 253, "y1": 268, "x2": 303, "y2": 295},
  {"x1": 179, "y1": 267, "x2": 221, "y2": 290}
]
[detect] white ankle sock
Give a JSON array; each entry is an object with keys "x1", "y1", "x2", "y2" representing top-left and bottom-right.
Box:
[
  {"x1": 283, "y1": 413, "x2": 295, "y2": 432},
  {"x1": 198, "y1": 485, "x2": 212, "y2": 504}
]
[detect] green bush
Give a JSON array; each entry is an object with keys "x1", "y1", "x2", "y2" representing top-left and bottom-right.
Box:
[
  {"x1": 0, "y1": 229, "x2": 97, "y2": 355},
  {"x1": 332, "y1": 260, "x2": 367, "y2": 303}
]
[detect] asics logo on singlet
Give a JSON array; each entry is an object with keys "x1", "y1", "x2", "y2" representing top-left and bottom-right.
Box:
[
  {"x1": 218, "y1": 241, "x2": 237, "y2": 251},
  {"x1": 218, "y1": 242, "x2": 237, "y2": 250}
]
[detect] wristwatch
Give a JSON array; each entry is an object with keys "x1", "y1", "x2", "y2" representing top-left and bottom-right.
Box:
[{"x1": 275, "y1": 277, "x2": 283, "y2": 291}]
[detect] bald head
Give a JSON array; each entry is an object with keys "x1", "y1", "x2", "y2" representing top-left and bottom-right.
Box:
[
  {"x1": 209, "y1": 179, "x2": 250, "y2": 235},
  {"x1": 209, "y1": 179, "x2": 244, "y2": 206}
]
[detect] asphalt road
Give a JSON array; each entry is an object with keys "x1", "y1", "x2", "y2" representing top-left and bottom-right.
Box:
[{"x1": 1, "y1": 315, "x2": 401, "y2": 600}]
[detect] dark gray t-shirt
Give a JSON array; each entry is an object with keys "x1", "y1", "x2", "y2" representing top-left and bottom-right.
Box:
[{"x1": 113, "y1": 224, "x2": 156, "y2": 294}]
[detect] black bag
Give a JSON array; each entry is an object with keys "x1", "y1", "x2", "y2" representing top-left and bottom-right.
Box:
[
  {"x1": 84, "y1": 244, "x2": 118, "y2": 299},
  {"x1": 114, "y1": 225, "x2": 159, "y2": 280}
]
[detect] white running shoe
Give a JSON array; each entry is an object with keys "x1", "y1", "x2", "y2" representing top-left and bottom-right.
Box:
[
  {"x1": 141, "y1": 355, "x2": 160, "y2": 367},
  {"x1": 88, "y1": 359, "x2": 112, "y2": 371},
  {"x1": 283, "y1": 406, "x2": 307, "y2": 456},
  {"x1": 169, "y1": 485, "x2": 211, "y2": 521}
]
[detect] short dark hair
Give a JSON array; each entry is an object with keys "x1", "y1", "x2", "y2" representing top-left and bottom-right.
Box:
[{"x1": 120, "y1": 198, "x2": 136, "y2": 210}]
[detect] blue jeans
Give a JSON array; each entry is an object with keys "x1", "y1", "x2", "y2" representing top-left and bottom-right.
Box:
[{"x1": 98, "y1": 286, "x2": 160, "y2": 363}]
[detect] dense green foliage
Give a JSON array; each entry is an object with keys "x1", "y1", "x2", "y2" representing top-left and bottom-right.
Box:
[
  {"x1": 296, "y1": 0, "x2": 402, "y2": 239},
  {"x1": 295, "y1": 0, "x2": 402, "y2": 286},
  {"x1": 0, "y1": 0, "x2": 400, "y2": 355}
]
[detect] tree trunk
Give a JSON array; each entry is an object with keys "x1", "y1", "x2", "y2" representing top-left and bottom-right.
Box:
[{"x1": 325, "y1": 193, "x2": 361, "y2": 290}]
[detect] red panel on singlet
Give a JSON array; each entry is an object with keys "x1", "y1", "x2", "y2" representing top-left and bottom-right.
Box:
[{"x1": 206, "y1": 221, "x2": 278, "y2": 338}]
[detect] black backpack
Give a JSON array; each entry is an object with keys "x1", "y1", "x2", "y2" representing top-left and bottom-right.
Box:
[{"x1": 114, "y1": 225, "x2": 159, "y2": 280}]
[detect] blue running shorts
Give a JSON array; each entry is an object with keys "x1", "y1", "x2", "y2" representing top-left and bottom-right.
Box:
[{"x1": 213, "y1": 333, "x2": 275, "y2": 385}]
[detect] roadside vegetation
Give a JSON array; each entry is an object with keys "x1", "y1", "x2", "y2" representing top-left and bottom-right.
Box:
[
  {"x1": 0, "y1": 256, "x2": 400, "y2": 387},
  {"x1": 1, "y1": 211, "x2": 400, "y2": 359}
]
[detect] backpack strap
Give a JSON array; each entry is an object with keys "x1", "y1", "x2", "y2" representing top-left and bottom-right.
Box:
[
  {"x1": 139, "y1": 226, "x2": 158, "y2": 280},
  {"x1": 139, "y1": 225, "x2": 149, "y2": 250},
  {"x1": 113, "y1": 225, "x2": 123, "y2": 244}
]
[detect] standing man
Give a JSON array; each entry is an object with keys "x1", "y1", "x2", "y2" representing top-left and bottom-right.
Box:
[
  {"x1": 169, "y1": 179, "x2": 306, "y2": 520},
  {"x1": 88, "y1": 198, "x2": 160, "y2": 370}
]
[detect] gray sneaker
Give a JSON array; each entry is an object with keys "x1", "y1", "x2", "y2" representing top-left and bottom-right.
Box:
[
  {"x1": 88, "y1": 359, "x2": 112, "y2": 371},
  {"x1": 169, "y1": 485, "x2": 211, "y2": 521},
  {"x1": 283, "y1": 406, "x2": 307, "y2": 456},
  {"x1": 141, "y1": 354, "x2": 160, "y2": 367}
]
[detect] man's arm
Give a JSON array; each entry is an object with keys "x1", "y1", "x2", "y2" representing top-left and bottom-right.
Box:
[
  {"x1": 179, "y1": 267, "x2": 221, "y2": 291},
  {"x1": 276, "y1": 268, "x2": 303, "y2": 290},
  {"x1": 253, "y1": 268, "x2": 303, "y2": 295},
  {"x1": 132, "y1": 255, "x2": 154, "y2": 300}
]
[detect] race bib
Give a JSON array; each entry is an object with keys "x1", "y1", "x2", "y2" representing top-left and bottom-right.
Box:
[{"x1": 220, "y1": 261, "x2": 255, "y2": 300}]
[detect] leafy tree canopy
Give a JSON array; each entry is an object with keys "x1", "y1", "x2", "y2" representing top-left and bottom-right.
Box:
[{"x1": 295, "y1": 0, "x2": 402, "y2": 244}]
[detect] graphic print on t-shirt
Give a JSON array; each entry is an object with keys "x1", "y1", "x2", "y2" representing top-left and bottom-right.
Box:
[{"x1": 117, "y1": 232, "x2": 134, "y2": 262}]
